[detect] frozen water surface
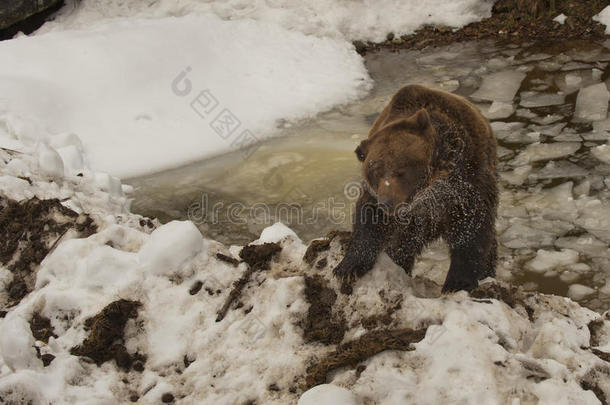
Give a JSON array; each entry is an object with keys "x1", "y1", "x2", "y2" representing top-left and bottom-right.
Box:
[{"x1": 130, "y1": 40, "x2": 610, "y2": 312}]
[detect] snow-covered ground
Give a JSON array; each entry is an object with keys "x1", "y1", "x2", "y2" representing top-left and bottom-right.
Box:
[{"x1": 1, "y1": 126, "x2": 610, "y2": 404}]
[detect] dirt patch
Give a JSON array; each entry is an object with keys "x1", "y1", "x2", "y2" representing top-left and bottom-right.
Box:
[
  {"x1": 70, "y1": 299, "x2": 141, "y2": 370},
  {"x1": 588, "y1": 318, "x2": 607, "y2": 348},
  {"x1": 470, "y1": 282, "x2": 535, "y2": 321},
  {"x1": 239, "y1": 242, "x2": 282, "y2": 271},
  {"x1": 592, "y1": 349, "x2": 610, "y2": 363},
  {"x1": 216, "y1": 252, "x2": 240, "y2": 266},
  {"x1": 0, "y1": 196, "x2": 97, "y2": 308},
  {"x1": 304, "y1": 327, "x2": 427, "y2": 389},
  {"x1": 361, "y1": 313, "x2": 393, "y2": 330},
  {"x1": 216, "y1": 242, "x2": 282, "y2": 322},
  {"x1": 303, "y1": 230, "x2": 351, "y2": 267},
  {"x1": 189, "y1": 280, "x2": 204, "y2": 295},
  {"x1": 581, "y1": 365, "x2": 610, "y2": 405},
  {"x1": 356, "y1": 0, "x2": 608, "y2": 55},
  {"x1": 301, "y1": 275, "x2": 347, "y2": 345},
  {"x1": 29, "y1": 312, "x2": 57, "y2": 343},
  {"x1": 303, "y1": 239, "x2": 331, "y2": 266}
]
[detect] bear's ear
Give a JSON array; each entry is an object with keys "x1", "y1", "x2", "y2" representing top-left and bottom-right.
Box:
[
  {"x1": 413, "y1": 108, "x2": 431, "y2": 130},
  {"x1": 355, "y1": 139, "x2": 370, "y2": 162}
]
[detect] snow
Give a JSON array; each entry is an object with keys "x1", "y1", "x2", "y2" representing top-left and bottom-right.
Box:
[
  {"x1": 470, "y1": 71, "x2": 526, "y2": 102},
  {"x1": 573, "y1": 83, "x2": 610, "y2": 122},
  {"x1": 0, "y1": 314, "x2": 41, "y2": 371},
  {"x1": 257, "y1": 222, "x2": 300, "y2": 244},
  {"x1": 298, "y1": 384, "x2": 361, "y2": 405},
  {"x1": 593, "y1": 5, "x2": 610, "y2": 35},
  {"x1": 138, "y1": 220, "x2": 204, "y2": 277},
  {"x1": 553, "y1": 14, "x2": 567, "y2": 25},
  {"x1": 36, "y1": 143, "x2": 64, "y2": 180},
  {"x1": 37, "y1": 0, "x2": 495, "y2": 43},
  {"x1": 0, "y1": 15, "x2": 370, "y2": 178}
]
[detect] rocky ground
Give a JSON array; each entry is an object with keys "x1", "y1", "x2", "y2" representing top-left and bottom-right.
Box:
[{"x1": 355, "y1": 0, "x2": 609, "y2": 54}]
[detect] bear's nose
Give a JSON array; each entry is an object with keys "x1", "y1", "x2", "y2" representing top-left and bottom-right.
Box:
[{"x1": 378, "y1": 198, "x2": 393, "y2": 214}]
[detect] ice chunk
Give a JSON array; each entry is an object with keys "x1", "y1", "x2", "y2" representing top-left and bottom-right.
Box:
[
  {"x1": 564, "y1": 73, "x2": 582, "y2": 87},
  {"x1": 298, "y1": 384, "x2": 361, "y2": 405},
  {"x1": 94, "y1": 172, "x2": 123, "y2": 197},
  {"x1": 470, "y1": 71, "x2": 526, "y2": 102},
  {"x1": 37, "y1": 143, "x2": 64, "y2": 179},
  {"x1": 497, "y1": 145, "x2": 514, "y2": 160},
  {"x1": 591, "y1": 142, "x2": 610, "y2": 164},
  {"x1": 575, "y1": 199, "x2": 610, "y2": 243},
  {"x1": 554, "y1": 70, "x2": 601, "y2": 94},
  {"x1": 512, "y1": 142, "x2": 581, "y2": 165},
  {"x1": 519, "y1": 91, "x2": 565, "y2": 108},
  {"x1": 529, "y1": 122, "x2": 566, "y2": 137},
  {"x1": 520, "y1": 182, "x2": 578, "y2": 221},
  {"x1": 500, "y1": 165, "x2": 532, "y2": 186},
  {"x1": 500, "y1": 222, "x2": 556, "y2": 248},
  {"x1": 555, "y1": 235, "x2": 610, "y2": 258},
  {"x1": 56, "y1": 145, "x2": 85, "y2": 174},
  {"x1": 582, "y1": 131, "x2": 609, "y2": 141},
  {"x1": 492, "y1": 122, "x2": 540, "y2": 144},
  {"x1": 553, "y1": 14, "x2": 567, "y2": 24},
  {"x1": 567, "y1": 284, "x2": 596, "y2": 300},
  {"x1": 0, "y1": 314, "x2": 41, "y2": 371},
  {"x1": 561, "y1": 62, "x2": 593, "y2": 71},
  {"x1": 138, "y1": 220, "x2": 203, "y2": 276},
  {"x1": 528, "y1": 161, "x2": 587, "y2": 181},
  {"x1": 525, "y1": 249, "x2": 579, "y2": 273},
  {"x1": 481, "y1": 101, "x2": 515, "y2": 120},
  {"x1": 593, "y1": 118, "x2": 610, "y2": 132},
  {"x1": 573, "y1": 83, "x2": 610, "y2": 121},
  {"x1": 530, "y1": 114, "x2": 564, "y2": 125}
]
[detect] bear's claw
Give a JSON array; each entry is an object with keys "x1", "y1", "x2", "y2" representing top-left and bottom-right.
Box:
[{"x1": 332, "y1": 255, "x2": 374, "y2": 282}]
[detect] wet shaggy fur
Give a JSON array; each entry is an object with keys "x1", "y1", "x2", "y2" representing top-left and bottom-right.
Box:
[{"x1": 334, "y1": 85, "x2": 498, "y2": 292}]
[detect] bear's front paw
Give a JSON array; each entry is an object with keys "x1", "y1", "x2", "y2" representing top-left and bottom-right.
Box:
[
  {"x1": 332, "y1": 255, "x2": 374, "y2": 282},
  {"x1": 441, "y1": 276, "x2": 478, "y2": 293}
]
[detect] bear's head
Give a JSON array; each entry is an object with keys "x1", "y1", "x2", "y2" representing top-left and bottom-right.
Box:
[{"x1": 356, "y1": 108, "x2": 435, "y2": 215}]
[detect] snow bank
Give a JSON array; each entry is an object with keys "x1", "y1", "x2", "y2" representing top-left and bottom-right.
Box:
[
  {"x1": 1, "y1": 124, "x2": 609, "y2": 404},
  {"x1": 38, "y1": 0, "x2": 495, "y2": 43},
  {"x1": 0, "y1": 15, "x2": 370, "y2": 177},
  {"x1": 594, "y1": 5, "x2": 610, "y2": 35}
]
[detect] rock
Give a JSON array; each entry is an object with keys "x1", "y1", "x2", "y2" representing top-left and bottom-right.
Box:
[{"x1": 0, "y1": 0, "x2": 62, "y2": 30}]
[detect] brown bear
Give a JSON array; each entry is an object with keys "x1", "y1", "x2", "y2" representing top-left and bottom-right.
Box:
[{"x1": 333, "y1": 84, "x2": 498, "y2": 293}]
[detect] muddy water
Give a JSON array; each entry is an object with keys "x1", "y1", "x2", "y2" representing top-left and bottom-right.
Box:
[{"x1": 128, "y1": 39, "x2": 610, "y2": 312}]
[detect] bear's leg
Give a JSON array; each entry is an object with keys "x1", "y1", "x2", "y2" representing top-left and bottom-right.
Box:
[
  {"x1": 443, "y1": 217, "x2": 496, "y2": 293},
  {"x1": 384, "y1": 244, "x2": 415, "y2": 275},
  {"x1": 333, "y1": 189, "x2": 387, "y2": 281}
]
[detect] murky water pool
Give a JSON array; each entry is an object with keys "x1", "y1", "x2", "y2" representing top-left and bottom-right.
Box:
[{"x1": 128, "y1": 39, "x2": 610, "y2": 311}]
